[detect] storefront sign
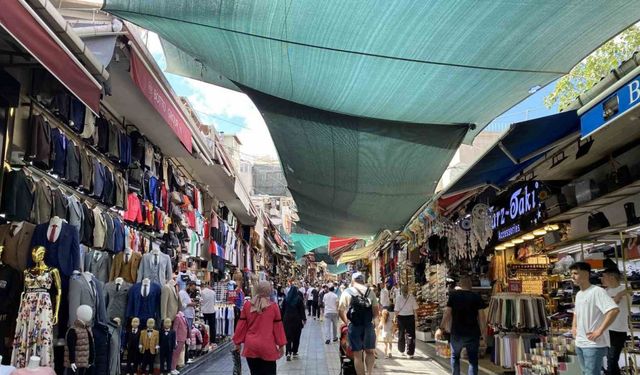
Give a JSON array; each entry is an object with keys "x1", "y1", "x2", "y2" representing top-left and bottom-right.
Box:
[
  {"x1": 581, "y1": 73, "x2": 640, "y2": 138},
  {"x1": 491, "y1": 181, "x2": 543, "y2": 241},
  {"x1": 130, "y1": 51, "x2": 193, "y2": 152},
  {"x1": 508, "y1": 280, "x2": 522, "y2": 293}
]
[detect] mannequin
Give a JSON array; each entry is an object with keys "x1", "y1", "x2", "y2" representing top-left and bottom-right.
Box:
[
  {"x1": 64, "y1": 305, "x2": 95, "y2": 374},
  {"x1": 171, "y1": 311, "x2": 188, "y2": 373},
  {"x1": 107, "y1": 318, "x2": 122, "y2": 375},
  {"x1": 126, "y1": 279, "x2": 161, "y2": 326},
  {"x1": 12, "y1": 247, "x2": 62, "y2": 368},
  {"x1": 139, "y1": 318, "x2": 159, "y2": 375},
  {"x1": 159, "y1": 318, "x2": 176, "y2": 375},
  {"x1": 125, "y1": 318, "x2": 141, "y2": 375},
  {"x1": 11, "y1": 356, "x2": 55, "y2": 375},
  {"x1": 105, "y1": 277, "x2": 131, "y2": 322},
  {"x1": 47, "y1": 217, "x2": 63, "y2": 243},
  {"x1": 0, "y1": 246, "x2": 20, "y2": 359}
]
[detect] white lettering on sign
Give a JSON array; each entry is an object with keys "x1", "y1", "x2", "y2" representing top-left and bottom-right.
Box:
[
  {"x1": 491, "y1": 182, "x2": 539, "y2": 230},
  {"x1": 630, "y1": 80, "x2": 640, "y2": 106}
]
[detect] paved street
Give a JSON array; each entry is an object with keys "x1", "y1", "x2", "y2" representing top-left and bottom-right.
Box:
[{"x1": 195, "y1": 317, "x2": 473, "y2": 375}]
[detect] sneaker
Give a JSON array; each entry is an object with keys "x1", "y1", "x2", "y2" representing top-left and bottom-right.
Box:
[
  {"x1": 286, "y1": 355, "x2": 291, "y2": 361},
  {"x1": 292, "y1": 353, "x2": 299, "y2": 358},
  {"x1": 325, "y1": 340, "x2": 330, "y2": 344},
  {"x1": 408, "y1": 355, "x2": 414, "y2": 359},
  {"x1": 333, "y1": 337, "x2": 339, "y2": 342}
]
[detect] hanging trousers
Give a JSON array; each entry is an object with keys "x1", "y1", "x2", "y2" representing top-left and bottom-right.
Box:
[
  {"x1": 397, "y1": 315, "x2": 416, "y2": 356},
  {"x1": 246, "y1": 357, "x2": 276, "y2": 375}
]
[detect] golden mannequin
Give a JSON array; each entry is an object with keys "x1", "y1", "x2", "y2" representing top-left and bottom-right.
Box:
[{"x1": 26, "y1": 246, "x2": 62, "y2": 325}]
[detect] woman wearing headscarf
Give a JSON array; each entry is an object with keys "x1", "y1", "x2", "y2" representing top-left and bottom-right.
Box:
[
  {"x1": 281, "y1": 284, "x2": 307, "y2": 361},
  {"x1": 233, "y1": 281, "x2": 287, "y2": 375}
]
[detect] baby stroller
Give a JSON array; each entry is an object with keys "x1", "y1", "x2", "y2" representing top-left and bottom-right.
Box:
[{"x1": 339, "y1": 325, "x2": 356, "y2": 375}]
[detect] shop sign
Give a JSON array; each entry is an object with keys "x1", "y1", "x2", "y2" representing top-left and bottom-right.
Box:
[
  {"x1": 581, "y1": 73, "x2": 640, "y2": 138},
  {"x1": 508, "y1": 280, "x2": 522, "y2": 293},
  {"x1": 491, "y1": 181, "x2": 543, "y2": 241}
]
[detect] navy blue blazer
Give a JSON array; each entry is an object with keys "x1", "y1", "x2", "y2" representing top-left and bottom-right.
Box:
[
  {"x1": 29, "y1": 222, "x2": 81, "y2": 278},
  {"x1": 51, "y1": 128, "x2": 67, "y2": 178},
  {"x1": 112, "y1": 217, "x2": 124, "y2": 254},
  {"x1": 126, "y1": 282, "x2": 161, "y2": 326},
  {"x1": 159, "y1": 329, "x2": 176, "y2": 352}
]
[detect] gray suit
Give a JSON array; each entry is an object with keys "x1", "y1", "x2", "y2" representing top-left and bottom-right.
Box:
[
  {"x1": 84, "y1": 249, "x2": 112, "y2": 284},
  {"x1": 67, "y1": 195, "x2": 84, "y2": 235},
  {"x1": 69, "y1": 272, "x2": 107, "y2": 327},
  {"x1": 104, "y1": 281, "x2": 131, "y2": 322},
  {"x1": 137, "y1": 252, "x2": 173, "y2": 286},
  {"x1": 160, "y1": 280, "x2": 181, "y2": 321},
  {"x1": 107, "y1": 322, "x2": 121, "y2": 375}
]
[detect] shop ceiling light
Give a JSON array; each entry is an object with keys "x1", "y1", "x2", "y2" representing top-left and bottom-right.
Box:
[
  {"x1": 522, "y1": 233, "x2": 535, "y2": 240},
  {"x1": 495, "y1": 245, "x2": 506, "y2": 251},
  {"x1": 533, "y1": 229, "x2": 547, "y2": 236},
  {"x1": 504, "y1": 242, "x2": 515, "y2": 248},
  {"x1": 545, "y1": 224, "x2": 560, "y2": 231},
  {"x1": 512, "y1": 238, "x2": 524, "y2": 244}
]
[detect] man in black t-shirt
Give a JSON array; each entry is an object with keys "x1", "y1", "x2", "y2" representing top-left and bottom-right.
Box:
[{"x1": 435, "y1": 276, "x2": 487, "y2": 375}]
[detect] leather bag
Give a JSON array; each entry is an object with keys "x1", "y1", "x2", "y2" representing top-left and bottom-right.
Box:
[{"x1": 588, "y1": 211, "x2": 610, "y2": 232}]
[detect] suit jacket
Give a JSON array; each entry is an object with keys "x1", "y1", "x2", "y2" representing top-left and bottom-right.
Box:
[
  {"x1": 126, "y1": 282, "x2": 161, "y2": 326},
  {"x1": 1, "y1": 169, "x2": 34, "y2": 222},
  {"x1": 102, "y1": 213, "x2": 115, "y2": 253},
  {"x1": 139, "y1": 329, "x2": 159, "y2": 354},
  {"x1": 84, "y1": 249, "x2": 112, "y2": 284},
  {"x1": 160, "y1": 280, "x2": 181, "y2": 321},
  {"x1": 0, "y1": 222, "x2": 35, "y2": 271},
  {"x1": 112, "y1": 218, "x2": 124, "y2": 254},
  {"x1": 31, "y1": 182, "x2": 52, "y2": 225},
  {"x1": 92, "y1": 161, "x2": 106, "y2": 200},
  {"x1": 172, "y1": 312, "x2": 189, "y2": 342},
  {"x1": 51, "y1": 128, "x2": 67, "y2": 178},
  {"x1": 159, "y1": 329, "x2": 176, "y2": 353},
  {"x1": 104, "y1": 281, "x2": 131, "y2": 322},
  {"x1": 69, "y1": 272, "x2": 108, "y2": 327},
  {"x1": 64, "y1": 141, "x2": 81, "y2": 187},
  {"x1": 30, "y1": 221, "x2": 80, "y2": 277},
  {"x1": 81, "y1": 202, "x2": 94, "y2": 246},
  {"x1": 67, "y1": 195, "x2": 84, "y2": 236},
  {"x1": 109, "y1": 251, "x2": 141, "y2": 284},
  {"x1": 125, "y1": 329, "x2": 141, "y2": 351},
  {"x1": 137, "y1": 252, "x2": 172, "y2": 286},
  {"x1": 80, "y1": 150, "x2": 93, "y2": 193},
  {"x1": 51, "y1": 188, "x2": 69, "y2": 219},
  {"x1": 28, "y1": 114, "x2": 51, "y2": 169},
  {"x1": 93, "y1": 207, "x2": 106, "y2": 249}
]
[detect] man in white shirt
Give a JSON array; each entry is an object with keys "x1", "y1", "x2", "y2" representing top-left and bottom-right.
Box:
[
  {"x1": 570, "y1": 262, "x2": 619, "y2": 375},
  {"x1": 200, "y1": 284, "x2": 217, "y2": 347},
  {"x1": 307, "y1": 285, "x2": 316, "y2": 317},
  {"x1": 602, "y1": 267, "x2": 629, "y2": 375},
  {"x1": 180, "y1": 281, "x2": 197, "y2": 330},
  {"x1": 323, "y1": 286, "x2": 340, "y2": 344},
  {"x1": 395, "y1": 286, "x2": 418, "y2": 358}
]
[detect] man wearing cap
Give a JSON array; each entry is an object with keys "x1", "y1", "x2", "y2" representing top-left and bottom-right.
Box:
[
  {"x1": 338, "y1": 272, "x2": 379, "y2": 375},
  {"x1": 602, "y1": 267, "x2": 629, "y2": 375}
]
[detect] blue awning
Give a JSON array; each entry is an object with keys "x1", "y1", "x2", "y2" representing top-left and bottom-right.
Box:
[{"x1": 444, "y1": 111, "x2": 580, "y2": 196}]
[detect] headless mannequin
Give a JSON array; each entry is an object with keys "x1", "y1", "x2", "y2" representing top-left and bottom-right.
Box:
[
  {"x1": 65, "y1": 305, "x2": 94, "y2": 374},
  {"x1": 10, "y1": 222, "x2": 24, "y2": 236},
  {"x1": 47, "y1": 217, "x2": 63, "y2": 243},
  {"x1": 139, "y1": 318, "x2": 159, "y2": 375},
  {"x1": 115, "y1": 277, "x2": 124, "y2": 292},
  {"x1": 151, "y1": 248, "x2": 160, "y2": 267},
  {"x1": 141, "y1": 278, "x2": 151, "y2": 297},
  {"x1": 126, "y1": 318, "x2": 141, "y2": 375}
]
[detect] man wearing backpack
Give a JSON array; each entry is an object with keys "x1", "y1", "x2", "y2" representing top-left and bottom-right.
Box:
[{"x1": 339, "y1": 272, "x2": 379, "y2": 375}]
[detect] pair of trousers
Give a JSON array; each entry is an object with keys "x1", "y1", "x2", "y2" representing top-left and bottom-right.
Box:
[
  {"x1": 160, "y1": 348, "x2": 173, "y2": 373},
  {"x1": 285, "y1": 325, "x2": 302, "y2": 355},
  {"x1": 450, "y1": 335, "x2": 480, "y2": 375},
  {"x1": 312, "y1": 302, "x2": 320, "y2": 318},
  {"x1": 307, "y1": 300, "x2": 313, "y2": 315},
  {"x1": 203, "y1": 313, "x2": 217, "y2": 344},
  {"x1": 397, "y1": 315, "x2": 416, "y2": 356},
  {"x1": 577, "y1": 347, "x2": 607, "y2": 375},
  {"x1": 126, "y1": 347, "x2": 140, "y2": 374},
  {"x1": 172, "y1": 341, "x2": 186, "y2": 370},
  {"x1": 607, "y1": 331, "x2": 627, "y2": 375},
  {"x1": 246, "y1": 357, "x2": 276, "y2": 375},
  {"x1": 324, "y1": 313, "x2": 339, "y2": 341},
  {"x1": 141, "y1": 350, "x2": 155, "y2": 374}
]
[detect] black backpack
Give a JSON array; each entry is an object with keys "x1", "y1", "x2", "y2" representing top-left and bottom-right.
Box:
[{"x1": 347, "y1": 287, "x2": 373, "y2": 326}]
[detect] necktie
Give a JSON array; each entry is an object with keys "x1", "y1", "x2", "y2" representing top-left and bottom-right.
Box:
[
  {"x1": 143, "y1": 285, "x2": 148, "y2": 297},
  {"x1": 48, "y1": 224, "x2": 58, "y2": 242},
  {"x1": 154, "y1": 254, "x2": 158, "y2": 266},
  {"x1": 125, "y1": 253, "x2": 129, "y2": 264},
  {"x1": 116, "y1": 284, "x2": 121, "y2": 292}
]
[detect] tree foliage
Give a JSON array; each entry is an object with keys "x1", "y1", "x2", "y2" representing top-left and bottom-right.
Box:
[{"x1": 545, "y1": 25, "x2": 640, "y2": 110}]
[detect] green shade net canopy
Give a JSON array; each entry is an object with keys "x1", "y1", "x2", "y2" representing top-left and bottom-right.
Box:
[
  {"x1": 291, "y1": 233, "x2": 330, "y2": 260},
  {"x1": 103, "y1": 0, "x2": 640, "y2": 236}
]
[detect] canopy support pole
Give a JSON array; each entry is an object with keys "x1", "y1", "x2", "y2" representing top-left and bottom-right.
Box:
[{"x1": 497, "y1": 141, "x2": 519, "y2": 165}]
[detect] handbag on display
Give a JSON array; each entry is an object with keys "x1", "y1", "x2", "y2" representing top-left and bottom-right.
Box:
[
  {"x1": 575, "y1": 180, "x2": 600, "y2": 205},
  {"x1": 587, "y1": 211, "x2": 610, "y2": 232},
  {"x1": 543, "y1": 231, "x2": 562, "y2": 246},
  {"x1": 605, "y1": 157, "x2": 632, "y2": 193},
  {"x1": 543, "y1": 194, "x2": 567, "y2": 218},
  {"x1": 625, "y1": 202, "x2": 640, "y2": 227}
]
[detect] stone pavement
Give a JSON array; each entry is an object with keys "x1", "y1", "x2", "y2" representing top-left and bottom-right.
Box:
[{"x1": 194, "y1": 316, "x2": 490, "y2": 375}]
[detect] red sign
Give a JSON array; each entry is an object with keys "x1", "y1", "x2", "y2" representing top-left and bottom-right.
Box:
[
  {"x1": 130, "y1": 51, "x2": 193, "y2": 152},
  {"x1": 0, "y1": 0, "x2": 101, "y2": 112},
  {"x1": 508, "y1": 280, "x2": 522, "y2": 293}
]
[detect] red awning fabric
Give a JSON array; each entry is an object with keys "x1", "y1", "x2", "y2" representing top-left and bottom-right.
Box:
[
  {"x1": 437, "y1": 190, "x2": 477, "y2": 214},
  {"x1": 129, "y1": 50, "x2": 193, "y2": 152},
  {"x1": 329, "y1": 237, "x2": 358, "y2": 252},
  {"x1": 1, "y1": 0, "x2": 101, "y2": 113}
]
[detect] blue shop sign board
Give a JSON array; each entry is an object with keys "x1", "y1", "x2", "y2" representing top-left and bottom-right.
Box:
[{"x1": 581, "y1": 73, "x2": 640, "y2": 138}]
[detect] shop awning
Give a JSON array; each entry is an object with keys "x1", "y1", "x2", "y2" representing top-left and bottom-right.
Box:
[
  {"x1": 291, "y1": 233, "x2": 330, "y2": 260},
  {"x1": 102, "y1": 0, "x2": 640, "y2": 236},
  {"x1": 338, "y1": 244, "x2": 377, "y2": 265},
  {"x1": 327, "y1": 264, "x2": 348, "y2": 275},
  {"x1": 443, "y1": 111, "x2": 580, "y2": 197},
  {"x1": 2, "y1": 0, "x2": 102, "y2": 112}
]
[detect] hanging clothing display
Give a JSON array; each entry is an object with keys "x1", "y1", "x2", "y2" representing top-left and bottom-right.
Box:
[
  {"x1": 30, "y1": 222, "x2": 81, "y2": 278},
  {"x1": 137, "y1": 252, "x2": 172, "y2": 286},
  {"x1": 110, "y1": 251, "x2": 141, "y2": 284},
  {"x1": 104, "y1": 281, "x2": 132, "y2": 322},
  {"x1": 125, "y1": 282, "x2": 161, "y2": 325},
  {"x1": 12, "y1": 269, "x2": 55, "y2": 368},
  {"x1": 486, "y1": 294, "x2": 548, "y2": 331},
  {"x1": 68, "y1": 272, "x2": 108, "y2": 327},
  {"x1": 0, "y1": 222, "x2": 36, "y2": 271}
]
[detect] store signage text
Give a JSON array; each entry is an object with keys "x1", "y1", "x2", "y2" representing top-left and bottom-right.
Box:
[
  {"x1": 490, "y1": 181, "x2": 543, "y2": 241},
  {"x1": 581, "y1": 73, "x2": 640, "y2": 138}
]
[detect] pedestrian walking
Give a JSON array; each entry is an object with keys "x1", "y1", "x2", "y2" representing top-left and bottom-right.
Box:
[
  {"x1": 394, "y1": 286, "x2": 418, "y2": 358},
  {"x1": 436, "y1": 276, "x2": 487, "y2": 375},
  {"x1": 378, "y1": 309, "x2": 394, "y2": 358},
  {"x1": 312, "y1": 285, "x2": 321, "y2": 320},
  {"x1": 282, "y1": 285, "x2": 307, "y2": 361},
  {"x1": 318, "y1": 285, "x2": 327, "y2": 322},
  {"x1": 233, "y1": 281, "x2": 287, "y2": 375},
  {"x1": 569, "y1": 262, "x2": 620, "y2": 375},
  {"x1": 601, "y1": 267, "x2": 629, "y2": 375},
  {"x1": 338, "y1": 272, "x2": 379, "y2": 375},
  {"x1": 306, "y1": 285, "x2": 315, "y2": 316},
  {"x1": 323, "y1": 286, "x2": 339, "y2": 344}
]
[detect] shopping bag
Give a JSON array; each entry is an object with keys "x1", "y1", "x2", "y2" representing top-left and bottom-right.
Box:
[{"x1": 232, "y1": 348, "x2": 242, "y2": 375}]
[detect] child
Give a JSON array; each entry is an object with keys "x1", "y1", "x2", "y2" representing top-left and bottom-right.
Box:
[{"x1": 378, "y1": 309, "x2": 394, "y2": 358}]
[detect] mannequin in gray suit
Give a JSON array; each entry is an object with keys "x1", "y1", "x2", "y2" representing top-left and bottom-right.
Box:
[
  {"x1": 84, "y1": 249, "x2": 112, "y2": 284},
  {"x1": 137, "y1": 249, "x2": 172, "y2": 286}
]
